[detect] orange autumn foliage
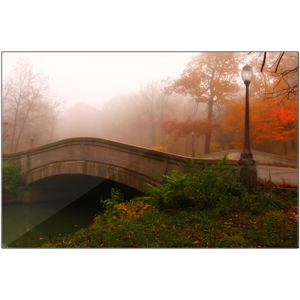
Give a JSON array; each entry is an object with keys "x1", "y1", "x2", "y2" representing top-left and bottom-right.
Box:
[
  {"x1": 162, "y1": 117, "x2": 219, "y2": 141},
  {"x1": 222, "y1": 98, "x2": 298, "y2": 150},
  {"x1": 261, "y1": 100, "x2": 298, "y2": 143}
]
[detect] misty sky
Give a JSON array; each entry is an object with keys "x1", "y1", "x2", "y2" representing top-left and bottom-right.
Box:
[{"x1": 2, "y1": 52, "x2": 194, "y2": 108}]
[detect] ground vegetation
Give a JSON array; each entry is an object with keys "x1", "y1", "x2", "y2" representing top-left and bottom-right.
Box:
[{"x1": 41, "y1": 156, "x2": 298, "y2": 248}]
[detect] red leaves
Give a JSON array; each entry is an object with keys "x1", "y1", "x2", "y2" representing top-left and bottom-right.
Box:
[
  {"x1": 288, "y1": 206, "x2": 298, "y2": 224},
  {"x1": 159, "y1": 223, "x2": 174, "y2": 229},
  {"x1": 151, "y1": 227, "x2": 157, "y2": 232},
  {"x1": 264, "y1": 102, "x2": 298, "y2": 143},
  {"x1": 222, "y1": 96, "x2": 298, "y2": 149}
]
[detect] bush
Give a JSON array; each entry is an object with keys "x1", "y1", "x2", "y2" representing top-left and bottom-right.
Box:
[
  {"x1": 145, "y1": 155, "x2": 286, "y2": 214},
  {"x1": 2, "y1": 160, "x2": 22, "y2": 194},
  {"x1": 146, "y1": 171, "x2": 195, "y2": 210},
  {"x1": 190, "y1": 156, "x2": 247, "y2": 210},
  {"x1": 146, "y1": 154, "x2": 247, "y2": 211},
  {"x1": 94, "y1": 189, "x2": 154, "y2": 224}
]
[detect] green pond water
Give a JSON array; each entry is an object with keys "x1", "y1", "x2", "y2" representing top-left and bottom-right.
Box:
[{"x1": 2, "y1": 177, "x2": 143, "y2": 248}]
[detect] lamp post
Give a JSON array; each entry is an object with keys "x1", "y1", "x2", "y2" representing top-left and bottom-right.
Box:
[
  {"x1": 30, "y1": 135, "x2": 34, "y2": 149},
  {"x1": 238, "y1": 64, "x2": 255, "y2": 166}
]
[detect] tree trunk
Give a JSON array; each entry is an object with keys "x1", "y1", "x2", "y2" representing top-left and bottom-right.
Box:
[
  {"x1": 10, "y1": 104, "x2": 20, "y2": 153},
  {"x1": 204, "y1": 98, "x2": 214, "y2": 154}
]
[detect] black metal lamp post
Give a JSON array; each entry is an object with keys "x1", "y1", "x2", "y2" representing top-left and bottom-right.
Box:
[{"x1": 238, "y1": 64, "x2": 255, "y2": 166}]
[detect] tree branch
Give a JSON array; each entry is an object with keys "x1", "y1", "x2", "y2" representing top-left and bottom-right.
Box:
[
  {"x1": 274, "y1": 52, "x2": 285, "y2": 73},
  {"x1": 261, "y1": 52, "x2": 267, "y2": 72}
]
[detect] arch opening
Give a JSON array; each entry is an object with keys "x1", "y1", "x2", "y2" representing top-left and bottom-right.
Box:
[
  {"x1": 28, "y1": 173, "x2": 145, "y2": 204},
  {"x1": 26, "y1": 160, "x2": 161, "y2": 193}
]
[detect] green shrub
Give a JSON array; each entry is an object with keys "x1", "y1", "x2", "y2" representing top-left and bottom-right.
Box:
[
  {"x1": 145, "y1": 154, "x2": 287, "y2": 214},
  {"x1": 97, "y1": 188, "x2": 124, "y2": 222},
  {"x1": 2, "y1": 160, "x2": 22, "y2": 194},
  {"x1": 146, "y1": 154, "x2": 247, "y2": 211},
  {"x1": 146, "y1": 171, "x2": 195, "y2": 210},
  {"x1": 190, "y1": 156, "x2": 247, "y2": 210}
]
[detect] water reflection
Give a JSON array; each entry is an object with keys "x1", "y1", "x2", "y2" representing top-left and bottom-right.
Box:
[{"x1": 2, "y1": 175, "x2": 143, "y2": 248}]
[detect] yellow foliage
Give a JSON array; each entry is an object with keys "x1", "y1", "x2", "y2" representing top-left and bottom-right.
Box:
[
  {"x1": 94, "y1": 200, "x2": 154, "y2": 224},
  {"x1": 117, "y1": 200, "x2": 153, "y2": 220}
]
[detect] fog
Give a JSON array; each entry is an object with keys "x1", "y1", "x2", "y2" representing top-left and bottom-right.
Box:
[
  {"x1": 2, "y1": 52, "x2": 208, "y2": 155},
  {"x1": 2, "y1": 52, "x2": 194, "y2": 108}
]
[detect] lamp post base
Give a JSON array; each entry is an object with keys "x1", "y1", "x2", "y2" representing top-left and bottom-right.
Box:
[
  {"x1": 238, "y1": 152, "x2": 257, "y2": 191},
  {"x1": 238, "y1": 149, "x2": 255, "y2": 166},
  {"x1": 238, "y1": 165, "x2": 258, "y2": 192},
  {"x1": 238, "y1": 157, "x2": 255, "y2": 166}
]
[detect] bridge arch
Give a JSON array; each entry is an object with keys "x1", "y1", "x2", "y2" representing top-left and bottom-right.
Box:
[{"x1": 26, "y1": 160, "x2": 160, "y2": 192}]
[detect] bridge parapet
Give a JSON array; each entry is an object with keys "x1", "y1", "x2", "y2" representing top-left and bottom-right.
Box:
[{"x1": 199, "y1": 149, "x2": 298, "y2": 168}]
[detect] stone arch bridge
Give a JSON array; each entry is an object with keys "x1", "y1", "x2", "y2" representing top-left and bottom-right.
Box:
[
  {"x1": 3, "y1": 138, "x2": 298, "y2": 200},
  {"x1": 3, "y1": 137, "x2": 238, "y2": 194}
]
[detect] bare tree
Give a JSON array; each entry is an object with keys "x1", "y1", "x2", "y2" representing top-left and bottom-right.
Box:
[
  {"x1": 2, "y1": 57, "x2": 62, "y2": 153},
  {"x1": 139, "y1": 81, "x2": 175, "y2": 147}
]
